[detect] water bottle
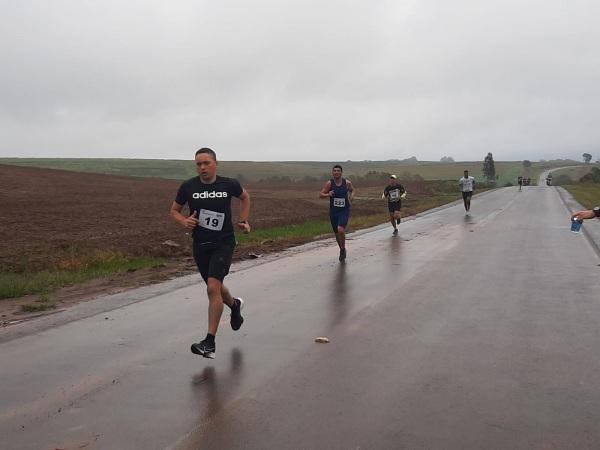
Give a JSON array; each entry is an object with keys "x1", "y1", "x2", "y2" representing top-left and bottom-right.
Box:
[{"x1": 571, "y1": 217, "x2": 583, "y2": 233}]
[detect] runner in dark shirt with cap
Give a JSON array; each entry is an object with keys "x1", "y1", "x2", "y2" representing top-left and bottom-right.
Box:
[
  {"x1": 383, "y1": 175, "x2": 406, "y2": 235},
  {"x1": 320, "y1": 164, "x2": 355, "y2": 261},
  {"x1": 170, "y1": 147, "x2": 251, "y2": 359}
]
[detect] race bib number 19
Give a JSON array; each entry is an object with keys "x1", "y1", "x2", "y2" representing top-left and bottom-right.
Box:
[
  {"x1": 199, "y1": 209, "x2": 225, "y2": 231},
  {"x1": 333, "y1": 198, "x2": 346, "y2": 208}
]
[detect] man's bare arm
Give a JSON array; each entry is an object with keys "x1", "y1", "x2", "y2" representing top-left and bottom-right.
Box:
[
  {"x1": 320, "y1": 181, "x2": 333, "y2": 198},
  {"x1": 170, "y1": 202, "x2": 198, "y2": 230}
]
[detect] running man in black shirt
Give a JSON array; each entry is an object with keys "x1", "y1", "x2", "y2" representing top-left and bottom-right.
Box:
[
  {"x1": 383, "y1": 175, "x2": 406, "y2": 235},
  {"x1": 170, "y1": 148, "x2": 251, "y2": 359}
]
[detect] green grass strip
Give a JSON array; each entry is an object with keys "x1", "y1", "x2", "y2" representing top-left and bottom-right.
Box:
[
  {"x1": 562, "y1": 183, "x2": 600, "y2": 209},
  {"x1": 234, "y1": 193, "x2": 464, "y2": 246},
  {"x1": 235, "y1": 220, "x2": 335, "y2": 245},
  {"x1": 0, "y1": 257, "x2": 164, "y2": 300}
]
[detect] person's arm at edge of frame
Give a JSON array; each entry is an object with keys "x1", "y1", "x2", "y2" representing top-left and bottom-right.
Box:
[
  {"x1": 347, "y1": 180, "x2": 355, "y2": 204},
  {"x1": 572, "y1": 207, "x2": 599, "y2": 221},
  {"x1": 170, "y1": 201, "x2": 198, "y2": 230},
  {"x1": 319, "y1": 180, "x2": 333, "y2": 198},
  {"x1": 236, "y1": 189, "x2": 251, "y2": 233}
]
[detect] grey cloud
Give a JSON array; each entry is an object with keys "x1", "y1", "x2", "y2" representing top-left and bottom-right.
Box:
[{"x1": 1, "y1": 0, "x2": 599, "y2": 161}]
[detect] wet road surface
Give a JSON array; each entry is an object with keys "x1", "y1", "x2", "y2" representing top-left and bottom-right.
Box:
[{"x1": 2, "y1": 185, "x2": 600, "y2": 449}]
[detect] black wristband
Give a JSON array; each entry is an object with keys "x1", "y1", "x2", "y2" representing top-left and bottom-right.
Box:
[{"x1": 594, "y1": 207, "x2": 600, "y2": 218}]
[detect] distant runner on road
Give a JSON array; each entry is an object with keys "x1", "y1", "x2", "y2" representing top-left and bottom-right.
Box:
[
  {"x1": 320, "y1": 164, "x2": 355, "y2": 261},
  {"x1": 170, "y1": 147, "x2": 251, "y2": 359},
  {"x1": 459, "y1": 170, "x2": 475, "y2": 213},
  {"x1": 383, "y1": 175, "x2": 406, "y2": 235}
]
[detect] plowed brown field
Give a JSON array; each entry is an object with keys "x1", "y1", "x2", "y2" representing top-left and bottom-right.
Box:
[
  {"x1": 1, "y1": 164, "x2": 446, "y2": 323},
  {"x1": 0, "y1": 164, "x2": 398, "y2": 272}
]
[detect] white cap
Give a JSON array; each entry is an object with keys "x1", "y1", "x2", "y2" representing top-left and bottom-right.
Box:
[{"x1": 390, "y1": 174, "x2": 397, "y2": 179}]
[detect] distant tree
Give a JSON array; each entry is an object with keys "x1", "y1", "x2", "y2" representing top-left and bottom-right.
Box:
[
  {"x1": 522, "y1": 160, "x2": 532, "y2": 168},
  {"x1": 482, "y1": 152, "x2": 496, "y2": 182},
  {"x1": 583, "y1": 153, "x2": 592, "y2": 163},
  {"x1": 402, "y1": 156, "x2": 418, "y2": 164},
  {"x1": 440, "y1": 156, "x2": 455, "y2": 163}
]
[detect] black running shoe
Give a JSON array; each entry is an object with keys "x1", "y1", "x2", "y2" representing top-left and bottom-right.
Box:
[
  {"x1": 339, "y1": 248, "x2": 346, "y2": 261},
  {"x1": 230, "y1": 297, "x2": 244, "y2": 331},
  {"x1": 191, "y1": 339, "x2": 215, "y2": 359},
  {"x1": 396, "y1": 218, "x2": 401, "y2": 225},
  {"x1": 393, "y1": 228, "x2": 398, "y2": 235}
]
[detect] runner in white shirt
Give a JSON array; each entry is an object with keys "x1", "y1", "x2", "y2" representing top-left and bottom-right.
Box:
[{"x1": 458, "y1": 170, "x2": 475, "y2": 213}]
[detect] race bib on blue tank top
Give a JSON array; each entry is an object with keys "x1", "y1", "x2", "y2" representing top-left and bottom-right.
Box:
[{"x1": 333, "y1": 198, "x2": 346, "y2": 208}]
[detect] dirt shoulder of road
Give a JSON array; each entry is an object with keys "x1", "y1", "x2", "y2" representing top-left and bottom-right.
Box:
[{"x1": 0, "y1": 235, "x2": 332, "y2": 328}]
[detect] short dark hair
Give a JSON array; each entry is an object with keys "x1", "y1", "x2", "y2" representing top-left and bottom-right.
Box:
[
  {"x1": 195, "y1": 147, "x2": 217, "y2": 160},
  {"x1": 332, "y1": 164, "x2": 343, "y2": 172}
]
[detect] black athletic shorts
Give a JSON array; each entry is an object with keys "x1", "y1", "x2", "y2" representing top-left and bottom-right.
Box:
[
  {"x1": 388, "y1": 201, "x2": 401, "y2": 213},
  {"x1": 330, "y1": 210, "x2": 350, "y2": 233},
  {"x1": 462, "y1": 191, "x2": 473, "y2": 200},
  {"x1": 192, "y1": 236, "x2": 236, "y2": 283}
]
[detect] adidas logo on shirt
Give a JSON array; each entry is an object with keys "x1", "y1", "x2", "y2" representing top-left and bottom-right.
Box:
[{"x1": 193, "y1": 191, "x2": 228, "y2": 199}]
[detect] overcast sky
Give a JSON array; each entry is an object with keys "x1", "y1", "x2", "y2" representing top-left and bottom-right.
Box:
[{"x1": 1, "y1": 0, "x2": 599, "y2": 162}]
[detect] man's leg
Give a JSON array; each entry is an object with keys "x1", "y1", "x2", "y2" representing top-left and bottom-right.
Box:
[
  {"x1": 390, "y1": 211, "x2": 398, "y2": 234},
  {"x1": 221, "y1": 284, "x2": 234, "y2": 308},
  {"x1": 222, "y1": 283, "x2": 244, "y2": 331},
  {"x1": 337, "y1": 225, "x2": 347, "y2": 261},
  {"x1": 337, "y1": 210, "x2": 349, "y2": 260},
  {"x1": 206, "y1": 277, "x2": 225, "y2": 335},
  {"x1": 189, "y1": 275, "x2": 221, "y2": 359},
  {"x1": 334, "y1": 232, "x2": 343, "y2": 249},
  {"x1": 331, "y1": 215, "x2": 343, "y2": 250},
  {"x1": 337, "y1": 226, "x2": 346, "y2": 249}
]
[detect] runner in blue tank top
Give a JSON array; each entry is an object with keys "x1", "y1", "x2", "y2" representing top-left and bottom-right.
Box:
[{"x1": 320, "y1": 164, "x2": 355, "y2": 261}]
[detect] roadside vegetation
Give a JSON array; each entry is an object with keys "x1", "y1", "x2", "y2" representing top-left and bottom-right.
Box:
[
  {"x1": 551, "y1": 165, "x2": 598, "y2": 186},
  {"x1": 235, "y1": 191, "x2": 462, "y2": 248},
  {"x1": 1, "y1": 251, "x2": 164, "y2": 311},
  {"x1": 558, "y1": 166, "x2": 600, "y2": 209},
  {"x1": 0, "y1": 157, "x2": 578, "y2": 184}
]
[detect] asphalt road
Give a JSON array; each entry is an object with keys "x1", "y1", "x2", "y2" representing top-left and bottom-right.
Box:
[{"x1": 2, "y1": 185, "x2": 600, "y2": 450}]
